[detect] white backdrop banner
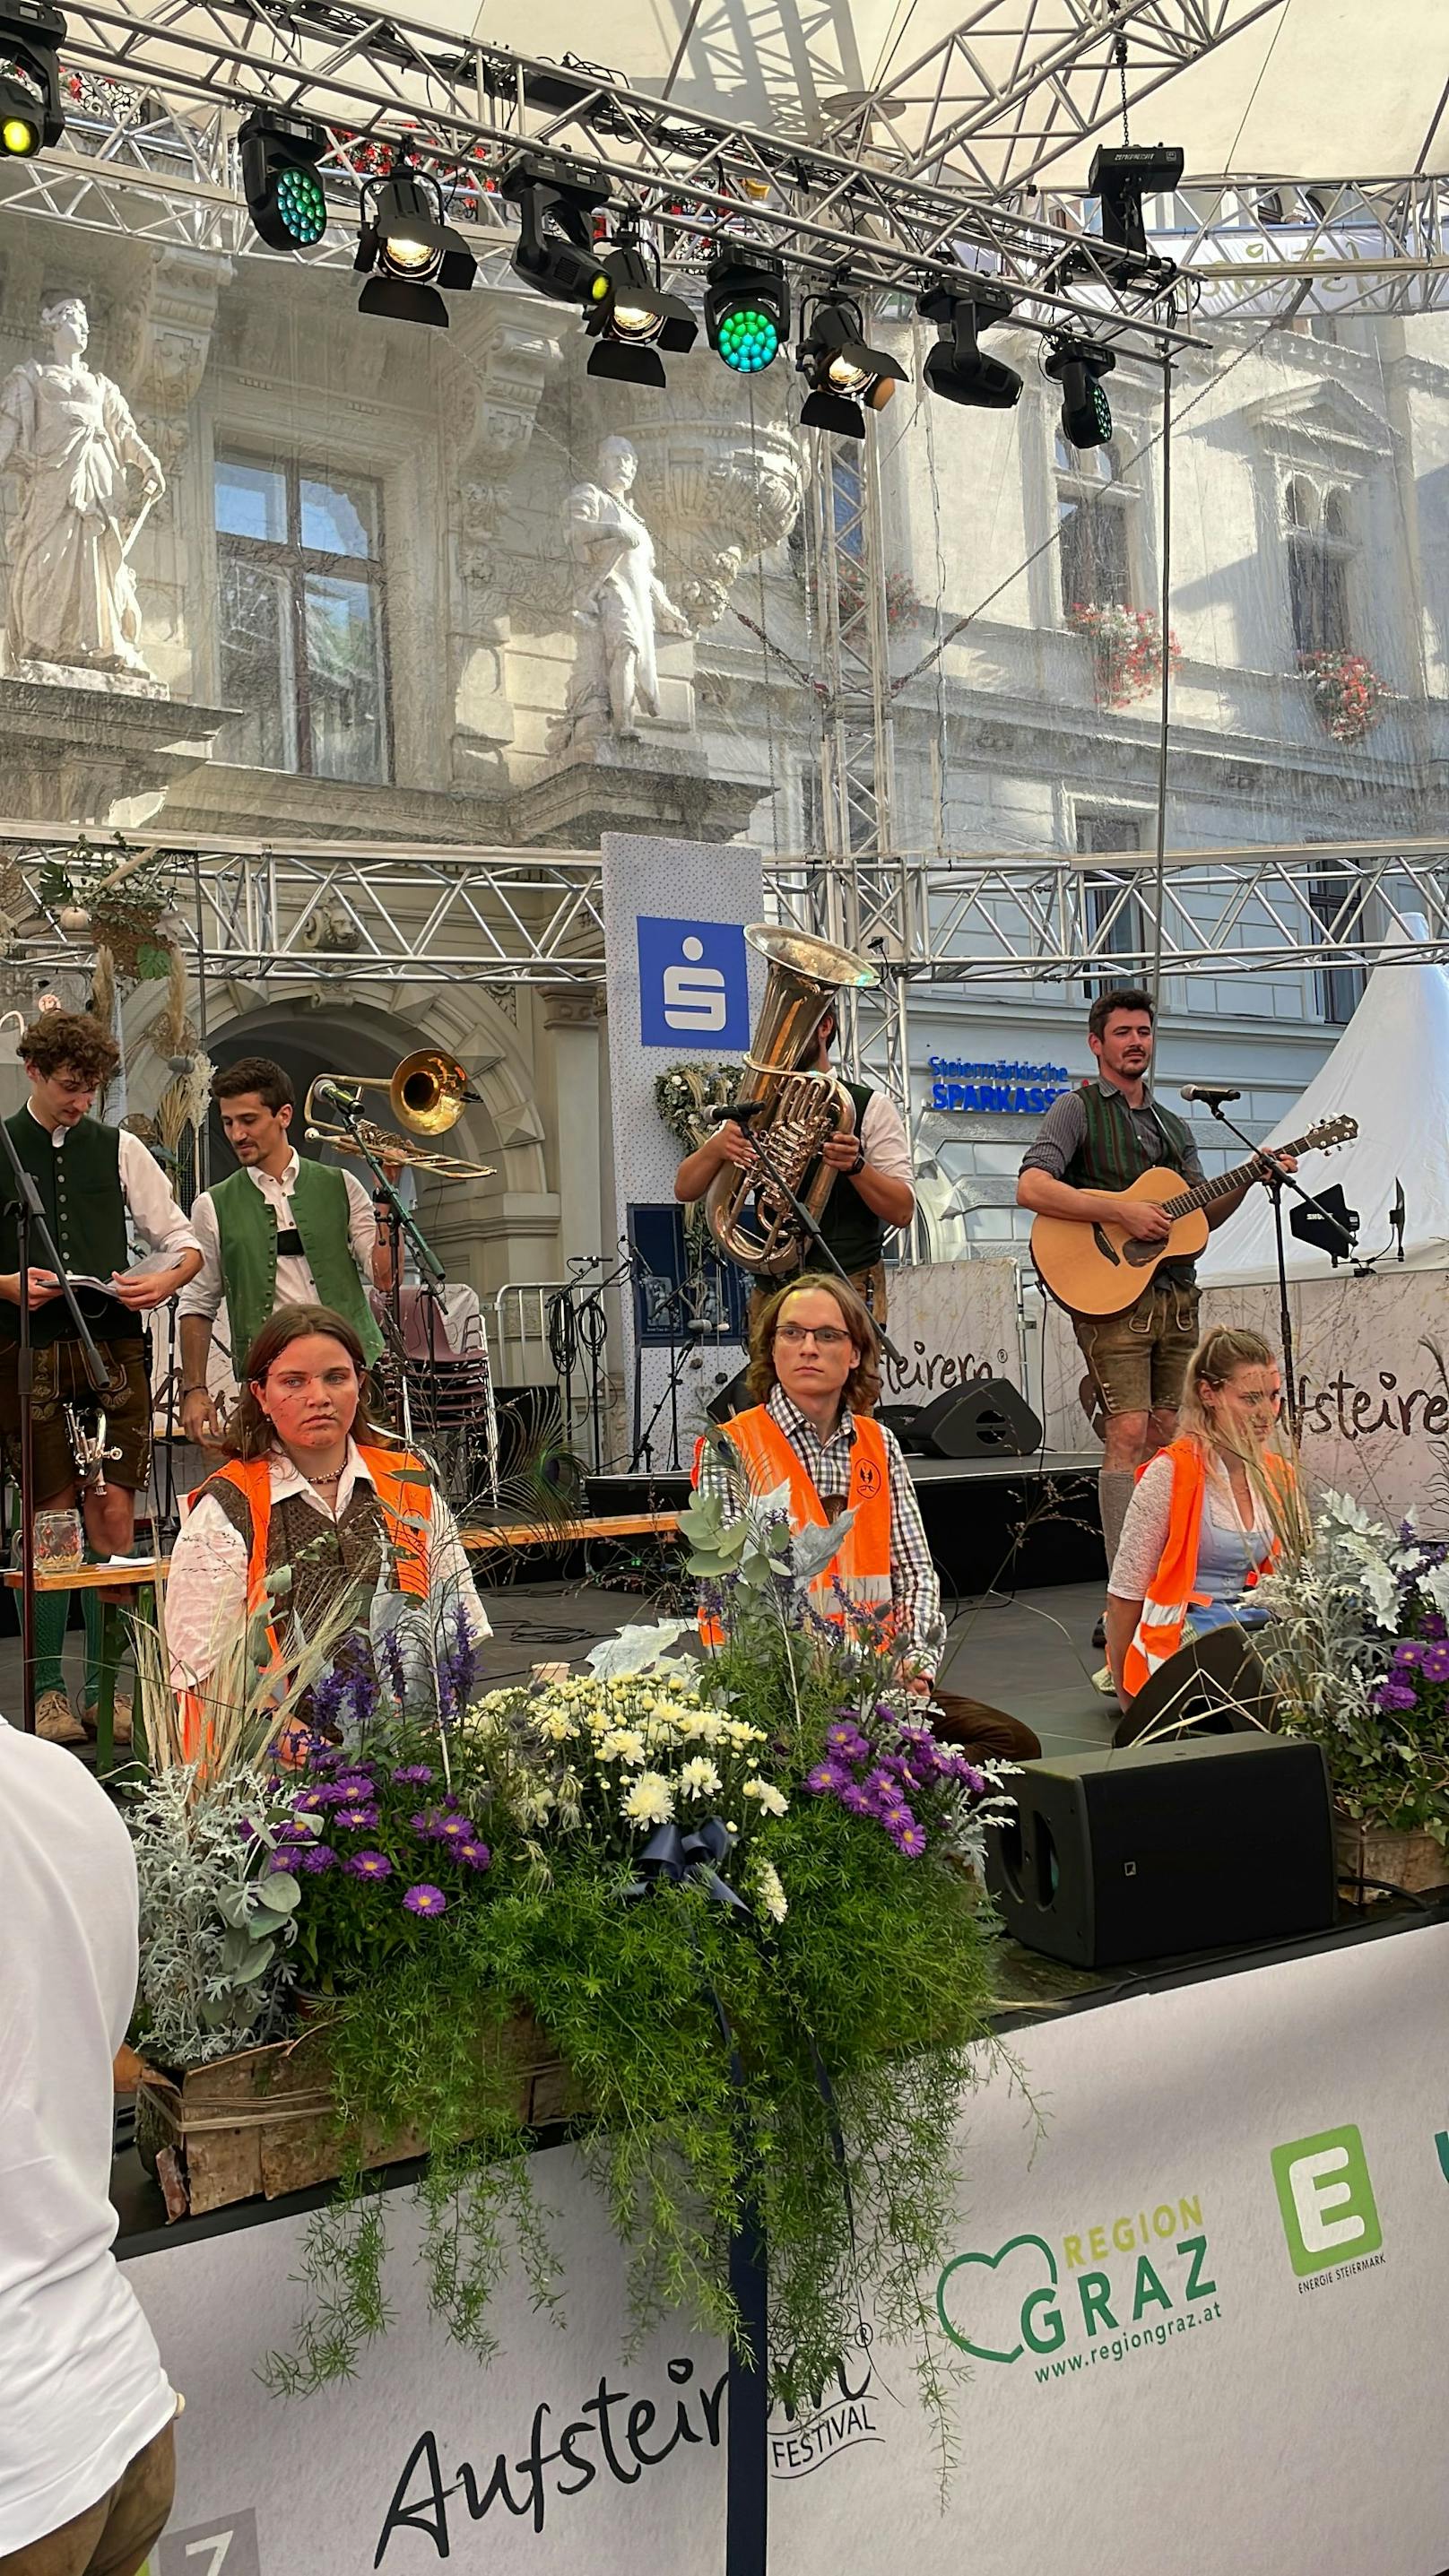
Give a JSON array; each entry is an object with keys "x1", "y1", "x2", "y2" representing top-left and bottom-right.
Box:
[
  {"x1": 878, "y1": 1259, "x2": 1022, "y2": 1409},
  {"x1": 1042, "y1": 1268, "x2": 1449, "y2": 1531},
  {"x1": 127, "y1": 1921, "x2": 1449, "y2": 2576}
]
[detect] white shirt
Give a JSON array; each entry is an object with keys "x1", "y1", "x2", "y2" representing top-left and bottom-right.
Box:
[
  {"x1": 857, "y1": 1089, "x2": 914, "y2": 1197},
  {"x1": 166, "y1": 1436, "x2": 492, "y2": 1689},
  {"x1": 27, "y1": 1106, "x2": 200, "y2": 1276},
  {"x1": 0, "y1": 1720, "x2": 176, "y2": 2552},
  {"x1": 177, "y1": 1149, "x2": 377, "y2": 1326}
]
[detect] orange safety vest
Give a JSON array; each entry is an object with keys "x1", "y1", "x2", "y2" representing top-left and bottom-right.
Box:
[
  {"x1": 1122, "y1": 1437, "x2": 1296, "y2": 1697},
  {"x1": 177, "y1": 1444, "x2": 436, "y2": 1762},
  {"x1": 691, "y1": 1404, "x2": 895, "y2": 1646}
]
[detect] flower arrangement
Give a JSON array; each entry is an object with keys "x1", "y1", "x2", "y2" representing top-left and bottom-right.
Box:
[
  {"x1": 653, "y1": 1060, "x2": 746, "y2": 1157},
  {"x1": 836, "y1": 562, "x2": 922, "y2": 630},
  {"x1": 1067, "y1": 602, "x2": 1182, "y2": 707},
  {"x1": 1256, "y1": 1491, "x2": 1449, "y2": 1844},
  {"x1": 36, "y1": 834, "x2": 182, "y2": 981},
  {"x1": 1297, "y1": 648, "x2": 1389, "y2": 746}
]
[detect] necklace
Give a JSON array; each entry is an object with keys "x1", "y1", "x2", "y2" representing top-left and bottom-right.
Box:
[{"x1": 305, "y1": 1466, "x2": 345, "y2": 1493}]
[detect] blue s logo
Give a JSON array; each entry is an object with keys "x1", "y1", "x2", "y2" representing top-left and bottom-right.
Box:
[{"x1": 637, "y1": 916, "x2": 751, "y2": 1050}]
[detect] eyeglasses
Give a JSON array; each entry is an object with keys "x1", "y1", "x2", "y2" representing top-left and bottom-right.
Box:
[{"x1": 776, "y1": 1323, "x2": 851, "y2": 1348}]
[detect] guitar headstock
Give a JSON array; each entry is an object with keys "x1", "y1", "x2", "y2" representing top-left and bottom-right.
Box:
[{"x1": 1296, "y1": 1115, "x2": 1358, "y2": 1153}]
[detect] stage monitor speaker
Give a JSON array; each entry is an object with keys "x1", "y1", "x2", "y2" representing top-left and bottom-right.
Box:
[
  {"x1": 876, "y1": 1403, "x2": 927, "y2": 1454},
  {"x1": 912, "y1": 1378, "x2": 1042, "y2": 1460},
  {"x1": 985, "y1": 1735, "x2": 1335, "y2": 1968},
  {"x1": 706, "y1": 1366, "x2": 752, "y2": 1426}
]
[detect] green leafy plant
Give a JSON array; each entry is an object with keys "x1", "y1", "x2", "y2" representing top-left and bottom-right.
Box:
[{"x1": 130, "y1": 1767, "x2": 300, "y2": 2065}]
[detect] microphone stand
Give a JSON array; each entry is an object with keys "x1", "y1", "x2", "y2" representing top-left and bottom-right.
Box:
[
  {"x1": 1202, "y1": 1100, "x2": 1357, "y2": 1440},
  {"x1": 724, "y1": 1118, "x2": 906, "y2": 1369},
  {"x1": 0, "y1": 1120, "x2": 110, "y2": 1735},
  {"x1": 306, "y1": 1089, "x2": 447, "y2": 1460}
]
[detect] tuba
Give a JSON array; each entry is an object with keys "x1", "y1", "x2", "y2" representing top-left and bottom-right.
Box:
[{"x1": 705, "y1": 925, "x2": 878, "y2": 1276}]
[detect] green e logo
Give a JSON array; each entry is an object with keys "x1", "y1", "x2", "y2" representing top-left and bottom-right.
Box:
[{"x1": 1271, "y1": 2124, "x2": 1382, "y2": 2277}]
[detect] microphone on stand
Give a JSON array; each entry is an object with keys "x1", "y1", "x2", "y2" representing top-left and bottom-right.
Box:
[
  {"x1": 1180, "y1": 1084, "x2": 1242, "y2": 1106},
  {"x1": 1390, "y1": 1180, "x2": 1407, "y2": 1262},
  {"x1": 706, "y1": 1099, "x2": 768, "y2": 1123}
]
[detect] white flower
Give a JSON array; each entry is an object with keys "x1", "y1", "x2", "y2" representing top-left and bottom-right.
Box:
[
  {"x1": 753, "y1": 1859, "x2": 787, "y2": 1924},
  {"x1": 680, "y1": 1756, "x2": 722, "y2": 1798},
  {"x1": 742, "y1": 1776, "x2": 788, "y2": 1817},
  {"x1": 540, "y1": 1712, "x2": 578, "y2": 1742},
  {"x1": 599, "y1": 1728, "x2": 647, "y2": 1765},
  {"x1": 623, "y1": 1772, "x2": 675, "y2": 1827},
  {"x1": 1420, "y1": 1564, "x2": 1449, "y2": 1618}
]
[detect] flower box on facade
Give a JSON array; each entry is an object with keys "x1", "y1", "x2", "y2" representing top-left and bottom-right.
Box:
[{"x1": 135, "y1": 2011, "x2": 570, "y2": 2219}]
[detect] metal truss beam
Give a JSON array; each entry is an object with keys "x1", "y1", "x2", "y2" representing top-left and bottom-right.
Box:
[{"x1": 1, "y1": 828, "x2": 1445, "y2": 988}]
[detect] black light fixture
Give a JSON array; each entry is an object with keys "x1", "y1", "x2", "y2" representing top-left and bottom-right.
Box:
[
  {"x1": 796, "y1": 291, "x2": 907, "y2": 438},
  {"x1": 354, "y1": 161, "x2": 477, "y2": 328},
  {"x1": 917, "y1": 280, "x2": 1020, "y2": 410},
  {"x1": 239, "y1": 108, "x2": 328, "y2": 251},
  {"x1": 1045, "y1": 337, "x2": 1115, "y2": 449},
  {"x1": 0, "y1": 0, "x2": 65, "y2": 160},
  {"x1": 705, "y1": 249, "x2": 789, "y2": 376},
  {"x1": 586, "y1": 230, "x2": 698, "y2": 386},
  {"x1": 502, "y1": 158, "x2": 612, "y2": 309},
  {"x1": 1087, "y1": 142, "x2": 1184, "y2": 275}
]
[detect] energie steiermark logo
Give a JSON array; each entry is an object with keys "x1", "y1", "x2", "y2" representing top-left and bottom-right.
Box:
[{"x1": 1270, "y1": 2124, "x2": 1383, "y2": 2285}]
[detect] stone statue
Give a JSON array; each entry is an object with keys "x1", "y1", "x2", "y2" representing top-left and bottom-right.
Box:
[
  {"x1": 559, "y1": 435, "x2": 689, "y2": 743},
  {"x1": 0, "y1": 293, "x2": 166, "y2": 687}
]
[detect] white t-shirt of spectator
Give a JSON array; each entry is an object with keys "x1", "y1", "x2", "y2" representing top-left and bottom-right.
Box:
[{"x1": 0, "y1": 1720, "x2": 176, "y2": 2552}]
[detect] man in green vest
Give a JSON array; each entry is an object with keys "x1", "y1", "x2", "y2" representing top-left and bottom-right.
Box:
[
  {"x1": 1016, "y1": 986, "x2": 1285, "y2": 1676},
  {"x1": 178, "y1": 1057, "x2": 386, "y2": 1448},
  {"x1": 0, "y1": 1009, "x2": 202, "y2": 1741},
  {"x1": 672, "y1": 1006, "x2": 915, "y2": 1327}
]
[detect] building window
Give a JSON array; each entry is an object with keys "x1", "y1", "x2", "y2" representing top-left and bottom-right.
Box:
[
  {"x1": 213, "y1": 453, "x2": 389, "y2": 784},
  {"x1": 1078, "y1": 811, "x2": 1145, "y2": 997},
  {"x1": 1306, "y1": 854, "x2": 1366, "y2": 1024},
  {"x1": 1285, "y1": 476, "x2": 1353, "y2": 656},
  {"x1": 1057, "y1": 438, "x2": 1132, "y2": 618}
]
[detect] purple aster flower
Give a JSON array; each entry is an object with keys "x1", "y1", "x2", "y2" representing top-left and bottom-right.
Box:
[
  {"x1": 291, "y1": 1790, "x2": 328, "y2": 1813},
  {"x1": 274, "y1": 1819, "x2": 318, "y2": 1845},
  {"x1": 433, "y1": 1812, "x2": 480, "y2": 1843},
  {"x1": 268, "y1": 1850, "x2": 299, "y2": 1874},
  {"x1": 1374, "y1": 1678, "x2": 1418, "y2": 1712},
  {"x1": 861, "y1": 1767, "x2": 899, "y2": 1808},
  {"x1": 334, "y1": 1772, "x2": 376, "y2": 1797},
  {"x1": 334, "y1": 1804, "x2": 380, "y2": 1831},
  {"x1": 403, "y1": 1882, "x2": 447, "y2": 1917},
  {"x1": 839, "y1": 1782, "x2": 874, "y2": 1817},
  {"x1": 344, "y1": 1849, "x2": 395, "y2": 1879},
  {"x1": 873, "y1": 1702, "x2": 901, "y2": 1724},
  {"x1": 1393, "y1": 1640, "x2": 1423, "y2": 1668},
  {"x1": 1423, "y1": 1612, "x2": 1448, "y2": 1643},
  {"x1": 411, "y1": 1808, "x2": 448, "y2": 1838},
  {"x1": 825, "y1": 1721, "x2": 870, "y2": 1762},
  {"x1": 894, "y1": 1819, "x2": 928, "y2": 1858},
  {"x1": 805, "y1": 1760, "x2": 850, "y2": 1796},
  {"x1": 306, "y1": 1739, "x2": 346, "y2": 1772},
  {"x1": 391, "y1": 1764, "x2": 434, "y2": 1785},
  {"x1": 1422, "y1": 1644, "x2": 1449, "y2": 1687},
  {"x1": 298, "y1": 1843, "x2": 339, "y2": 1873},
  {"x1": 456, "y1": 1840, "x2": 491, "y2": 1869},
  {"x1": 878, "y1": 1798, "x2": 915, "y2": 1834}
]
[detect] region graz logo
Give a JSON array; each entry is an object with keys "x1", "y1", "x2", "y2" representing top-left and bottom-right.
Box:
[{"x1": 935, "y1": 2194, "x2": 1220, "y2": 2387}]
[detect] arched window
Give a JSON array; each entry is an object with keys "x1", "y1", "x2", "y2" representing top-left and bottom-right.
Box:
[{"x1": 1285, "y1": 479, "x2": 1353, "y2": 655}]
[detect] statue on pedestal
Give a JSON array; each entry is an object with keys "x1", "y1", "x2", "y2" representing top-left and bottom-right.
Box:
[
  {"x1": 0, "y1": 294, "x2": 166, "y2": 688},
  {"x1": 557, "y1": 435, "x2": 689, "y2": 744}
]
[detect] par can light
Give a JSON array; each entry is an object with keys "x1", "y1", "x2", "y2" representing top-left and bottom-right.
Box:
[
  {"x1": 0, "y1": 0, "x2": 64, "y2": 159},
  {"x1": 586, "y1": 239, "x2": 697, "y2": 386},
  {"x1": 797, "y1": 294, "x2": 906, "y2": 438},
  {"x1": 239, "y1": 109, "x2": 328, "y2": 250},
  {"x1": 356, "y1": 167, "x2": 477, "y2": 328},
  {"x1": 705, "y1": 251, "x2": 789, "y2": 375}
]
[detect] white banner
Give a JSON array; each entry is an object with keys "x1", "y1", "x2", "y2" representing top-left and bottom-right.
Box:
[
  {"x1": 1042, "y1": 1268, "x2": 1449, "y2": 1531},
  {"x1": 878, "y1": 1258, "x2": 1022, "y2": 1409},
  {"x1": 127, "y1": 1921, "x2": 1449, "y2": 2576}
]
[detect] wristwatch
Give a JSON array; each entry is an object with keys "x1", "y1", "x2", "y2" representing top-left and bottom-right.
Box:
[{"x1": 846, "y1": 1140, "x2": 867, "y2": 1176}]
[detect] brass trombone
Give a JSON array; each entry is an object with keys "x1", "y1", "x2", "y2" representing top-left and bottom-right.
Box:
[{"x1": 303, "y1": 1050, "x2": 497, "y2": 1180}]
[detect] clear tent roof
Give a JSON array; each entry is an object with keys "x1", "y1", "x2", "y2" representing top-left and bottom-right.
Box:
[{"x1": 383, "y1": 0, "x2": 1449, "y2": 184}]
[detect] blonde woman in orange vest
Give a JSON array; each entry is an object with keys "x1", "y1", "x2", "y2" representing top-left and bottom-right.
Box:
[
  {"x1": 1105, "y1": 1324, "x2": 1302, "y2": 1726},
  {"x1": 166, "y1": 1302, "x2": 490, "y2": 1747},
  {"x1": 692, "y1": 1271, "x2": 942, "y2": 1691}
]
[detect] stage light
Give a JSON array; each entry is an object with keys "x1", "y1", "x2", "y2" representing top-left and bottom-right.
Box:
[
  {"x1": 239, "y1": 109, "x2": 328, "y2": 250},
  {"x1": 585, "y1": 236, "x2": 697, "y2": 386},
  {"x1": 1087, "y1": 142, "x2": 1184, "y2": 270},
  {"x1": 705, "y1": 251, "x2": 789, "y2": 375},
  {"x1": 0, "y1": 0, "x2": 65, "y2": 160},
  {"x1": 355, "y1": 165, "x2": 477, "y2": 328},
  {"x1": 502, "y1": 159, "x2": 611, "y2": 308},
  {"x1": 796, "y1": 293, "x2": 907, "y2": 438},
  {"x1": 1046, "y1": 337, "x2": 1115, "y2": 449},
  {"x1": 917, "y1": 280, "x2": 1020, "y2": 411}
]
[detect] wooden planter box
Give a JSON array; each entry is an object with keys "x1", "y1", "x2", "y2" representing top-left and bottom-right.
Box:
[
  {"x1": 1335, "y1": 1819, "x2": 1449, "y2": 1902},
  {"x1": 135, "y1": 2012, "x2": 572, "y2": 2220}
]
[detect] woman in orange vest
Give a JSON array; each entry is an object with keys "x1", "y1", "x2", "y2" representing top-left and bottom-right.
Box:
[
  {"x1": 166, "y1": 1301, "x2": 490, "y2": 1748},
  {"x1": 1105, "y1": 1324, "x2": 1302, "y2": 1714}
]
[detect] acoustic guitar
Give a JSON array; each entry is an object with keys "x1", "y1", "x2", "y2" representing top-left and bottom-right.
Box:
[{"x1": 1029, "y1": 1115, "x2": 1358, "y2": 1316}]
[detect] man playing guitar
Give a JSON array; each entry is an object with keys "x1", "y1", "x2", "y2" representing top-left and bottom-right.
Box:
[{"x1": 1015, "y1": 987, "x2": 1288, "y2": 1657}]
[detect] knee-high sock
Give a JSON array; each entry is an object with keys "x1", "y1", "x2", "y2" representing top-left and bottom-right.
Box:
[
  {"x1": 1098, "y1": 1469, "x2": 1135, "y2": 1577},
  {"x1": 31, "y1": 1584, "x2": 69, "y2": 1696}
]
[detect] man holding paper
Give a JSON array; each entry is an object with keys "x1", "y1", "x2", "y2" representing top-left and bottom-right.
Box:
[{"x1": 0, "y1": 1010, "x2": 201, "y2": 1742}]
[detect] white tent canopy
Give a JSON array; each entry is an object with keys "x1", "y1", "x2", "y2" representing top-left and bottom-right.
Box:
[{"x1": 1198, "y1": 944, "x2": 1449, "y2": 1286}]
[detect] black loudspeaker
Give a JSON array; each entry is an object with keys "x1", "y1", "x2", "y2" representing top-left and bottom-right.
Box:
[
  {"x1": 985, "y1": 1735, "x2": 1336, "y2": 1967},
  {"x1": 911, "y1": 1378, "x2": 1043, "y2": 1460},
  {"x1": 876, "y1": 1403, "x2": 927, "y2": 1453}
]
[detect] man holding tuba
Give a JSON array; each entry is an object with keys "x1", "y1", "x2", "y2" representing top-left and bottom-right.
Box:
[
  {"x1": 673, "y1": 990, "x2": 915, "y2": 1328},
  {"x1": 178, "y1": 1057, "x2": 388, "y2": 1447}
]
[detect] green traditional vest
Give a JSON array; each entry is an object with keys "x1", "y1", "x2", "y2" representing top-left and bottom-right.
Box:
[
  {"x1": 811, "y1": 1081, "x2": 887, "y2": 1278},
  {"x1": 211, "y1": 1158, "x2": 384, "y2": 1374},
  {"x1": 1062, "y1": 1081, "x2": 1195, "y2": 1194},
  {"x1": 0, "y1": 1108, "x2": 135, "y2": 1347}
]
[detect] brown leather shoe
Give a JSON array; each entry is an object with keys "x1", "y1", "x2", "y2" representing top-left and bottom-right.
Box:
[
  {"x1": 35, "y1": 1688, "x2": 86, "y2": 1745},
  {"x1": 84, "y1": 1697, "x2": 133, "y2": 1748}
]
